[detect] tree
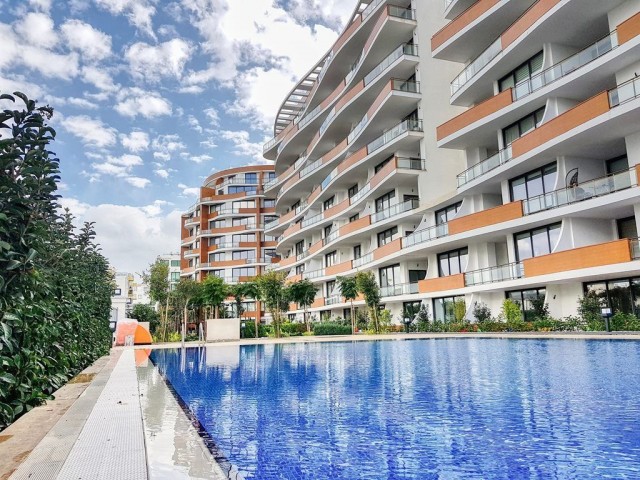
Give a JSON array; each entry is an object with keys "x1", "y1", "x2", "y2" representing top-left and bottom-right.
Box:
[
  {"x1": 255, "y1": 271, "x2": 290, "y2": 338},
  {"x1": 231, "y1": 282, "x2": 260, "y2": 337},
  {"x1": 337, "y1": 276, "x2": 358, "y2": 334},
  {"x1": 201, "y1": 275, "x2": 228, "y2": 319},
  {"x1": 355, "y1": 271, "x2": 381, "y2": 333},
  {"x1": 142, "y1": 259, "x2": 170, "y2": 341},
  {"x1": 174, "y1": 279, "x2": 203, "y2": 345},
  {"x1": 288, "y1": 279, "x2": 318, "y2": 332},
  {"x1": 130, "y1": 304, "x2": 160, "y2": 334}
]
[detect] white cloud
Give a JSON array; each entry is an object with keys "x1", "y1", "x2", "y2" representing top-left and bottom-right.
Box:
[
  {"x1": 61, "y1": 20, "x2": 112, "y2": 61},
  {"x1": 108, "y1": 154, "x2": 143, "y2": 167},
  {"x1": 125, "y1": 39, "x2": 192, "y2": 82},
  {"x1": 178, "y1": 183, "x2": 200, "y2": 197},
  {"x1": 94, "y1": 0, "x2": 157, "y2": 39},
  {"x1": 15, "y1": 12, "x2": 57, "y2": 48},
  {"x1": 120, "y1": 131, "x2": 150, "y2": 152},
  {"x1": 189, "y1": 154, "x2": 213, "y2": 163},
  {"x1": 203, "y1": 106, "x2": 220, "y2": 126},
  {"x1": 125, "y1": 176, "x2": 151, "y2": 188},
  {"x1": 28, "y1": 0, "x2": 52, "y2": 12},
  {"x1": 59, "y1": 197, "x2": 183, "y2": 273},
  {"x1": 219, "y1": 129, "x2": 264, "y2": 162},
  {"x1": 152, "y1": 133, "x2": 186, "y2": 155},
  {"x1": 60, "y1": 115, "x2": 118, "y2": 148},
  {"x1": 187, "y1": 115, "x2": 203, "y2": 133},
  {"x1": 82, "y1": 66, "x2": 118, "y2": 93},
  {"x1": 93, "y1": 162, "x2": 128, "y2": 176},
  {"x1": 115, "y1": 88, "x2": 172, "y2": 118},
  {"x1": 153, "y1": 151, "x2": 171, "y2": 162},
  {"x1": 154, "y1": 169, "x2": 169, "y2": 178}
]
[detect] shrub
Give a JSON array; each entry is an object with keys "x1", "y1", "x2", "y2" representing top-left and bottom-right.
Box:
[
  {"x1": 577, "y1": 291, "x2": 603, "y2": 323},
  {"x1": 501, "y1": 299, "x2": 523, "y2": 324},
  {"x1": 530, "y1": 297, "x2": 550, "y2": 319},
  {"x1": 280, "y1": 322, "x2": 307, "y2": 337},
  {"x1": 453, "y1": 300, "x2": 467, "y2": 322},
  {"x1": 414, "y1": 304, "x2": 431, "y2": 332},
  {"x1": 472, "y1": 302, "x2": 491, "y2": 323},
  {"x1": 241, "y1": 323, "x2": 273, "y2": 338},
  {"x1": 611, "y1": 312, "x2": 640, "y2": 331},
  {"x1": 478, "y1": 321, "x2": 509, "y2": 332},
  {"x1": 313, "y1": 322, "x2": 352, "y2": 336},
  {"x1": 379, "y1": 310, "x2": 392, "y2": 333}
]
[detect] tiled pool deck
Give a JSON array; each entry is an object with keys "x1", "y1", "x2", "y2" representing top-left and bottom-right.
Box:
[{"x1": 2, "y1": 332, "x2": 640, "y2": 479}]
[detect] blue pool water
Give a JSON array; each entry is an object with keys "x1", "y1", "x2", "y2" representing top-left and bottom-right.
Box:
[{"x1": 150, "y1": 339, "x2": 640, "y2": 479}]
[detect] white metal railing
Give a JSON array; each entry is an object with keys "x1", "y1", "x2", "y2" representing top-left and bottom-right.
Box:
[
  {"x1": 514, "y1": 31, "x2": 618, "y2": 101},
  {"x1": 523, "y1": 169, "x2": 634, "y2": 215},
  {"x1": 609, "y1": 76, "x2": 640, "y2": 107},
  {"x1": 371, "y1": 199, "x2": 419, "y2": 224},
  {"x1": 404, "y1": 223, "x2": 449, "y2": 248},
  {"x1": 464, "y1": 262, "x2": 524, "y2": 286},
  {"x1": 457, "y1": 146, "x2": 513, "y2": 187},
  {"x1": 353, "y1": 252, "x2": 373, "y2": 268},
  {"x1": 367, "y1": 119, "x2": 423, "y2": 154},
  {"x1": 451, "y1": 38, "x2": 502, "y2": 96}
]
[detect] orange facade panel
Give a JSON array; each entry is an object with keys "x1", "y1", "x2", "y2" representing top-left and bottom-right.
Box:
[
  {"x1": 321, "y1": 79, "x2": 347, "y2": 109},
  {"x1": 309, "y1": 240, "x2": 323, "y2": 254},
  {"x1": 370, "y1": 158, "x2": 397, "y2": 189},
  {"x1": 280, "y1": 255, "x2": 297, "y2": 268},
  {"x1": 374, "y1": 238, "x2": 402, "y2": 261},
  {"x1": 282, "y1": 173, "x2": 300, "y2": 193},
  {"x1": 323, "y1": 199, "x2": 350, "y2": 219},
  {"x1": 511, "y1": 92, "x2": 610, "y2": 158},
  {"x1": 340, "y1": 215, "x2": 371, "y2": 236},
  {"x1": 437, "y1": 89, "x2": 513, "y2": 140},
  {"x1": 431, "y1": 0, "x2": 500, "y2": 51},
  {"x1": 326, "y1": 260, "x2": 353, "y2": 277},
  {"x1": 334, "y1": 14, "x2": 362, "y2": 53},
  {"x1": 618, "y1": 11, "x2": 640, "y2": 44},
  {"x1": 523, "y1": 239, "x2": 633, "y2": 277},
  {"x1": 213, "y1": 260, "x2": 247, "y2": 268},
  {"x1": 283, "y1": 222, "x2": 301, "y2": 238},
  {"x1": 323, "y1": 138, "x2": 349, "y2": 164},
  {"x1": 212, "y1": 225, "x2": 247, "y2": 234},
  {"x1": 338, "y1": 146, "x2": 367, "y2": 173},
  {"x1": 311, "y1": 297, "x2": 326, "y2": 309},
  {"x1": 366, "y1": 80, "x2": 393, "y2": 118},
  {"x1": 418, "y1": 274, "x2": 465, "y2": 294},
  {"x1": 501, "y1": 0, "x2": 561, "y2": 49},
  {"x1": 287, "y1": 274, "x2": 303, "y2": 284},
  {"x1": 448, "y1": 201, "x2": 523, "y2": 235},
  {"x1": 335, "y1": 80, "x2": 365, "y2": 112}
]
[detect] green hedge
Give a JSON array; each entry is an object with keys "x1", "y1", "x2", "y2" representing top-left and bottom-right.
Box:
[
  {"x1": 0, "y1": 93, "x2": 112, "y2": 430},
  {"x1": 313, "y1": 322, "x2": 352, "y2": 336}
]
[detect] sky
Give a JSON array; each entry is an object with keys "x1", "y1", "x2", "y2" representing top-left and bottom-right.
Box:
[{"x1": 0, "y1": 0, "x2": 354, "y2": 274}]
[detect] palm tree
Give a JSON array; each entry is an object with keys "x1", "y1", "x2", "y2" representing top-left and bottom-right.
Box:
[
  {"x1": 174, "y1": 279, "x2": 203, "y2": 346},
  {"x1": 337, "y1": 276, "x2": 358, "y2": 334},
  {"x1": 231, "y1": 282, "x2": 260, "y2": 337},
  {"x1": 255, "y1": 271, "x2": 290, "y2": 338},
  {"x1": 288, "y1": 279, "x2": 318, "y2": 332},
  {"x1": 355, "y1": 271, "x2": 381, "y2": 333},
  {"x1": 201, "y1": 275, "x2": 228, "y2": 319}
]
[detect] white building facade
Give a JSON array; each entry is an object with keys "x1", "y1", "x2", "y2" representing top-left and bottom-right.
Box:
[{"x1": 263, "y1": 0, "x2": 640, "y2": 323}]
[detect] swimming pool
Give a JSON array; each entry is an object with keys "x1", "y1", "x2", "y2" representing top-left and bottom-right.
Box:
[{"x1": 150, "y1": 339, "x2": 640, "y2": 479}]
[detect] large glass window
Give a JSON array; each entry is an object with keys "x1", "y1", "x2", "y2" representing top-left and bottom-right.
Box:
[
  {"x1": 229, "y1": 186, "x2": 257, "y2": 194},
  {"x1": 585, "y1": 278, "x2": 640, "y2": 317},
  {"x1": 263, "y1": 199, "x2": 276, "y2": 208},
  {"x1": 244, "y1": 173, "x2": 257, "y2": 183},
  {"x1": 232, "y1": 267, "x2": 256, "y2": 278},
  {"x1": 233, "y1": 200, "x2": 255, "y2": 209},
  {"x1": 510, "y1": 162, "x2": 557, "y2": 201},
  {"x1": 618, "y1": 217, "x2": 638, "y2": 239},
  {"x1": 379, "y1": 264, "x2": 400, "y2": 288},
  {"x1": 377, "y1": 226, "x2": 398, "y2": 247},
  {"x1": 499, "y1": 51, "x2": 544, "y2": 92},
  {"x1": 326, "y1": 281, "x2": 336, "y2": 297},
  {"x1": 325, "y1": 251, "x2": 337, "y2": 267},
  {"x1": 408, "y1": 270, "x2": 427, "y2": 283},
  {"x1": 514, "y1": 223, "x2": 561, "y2": 261},
  {"x1": 295, "y1": 240, "x2": 305, "y2": 256},
  {"x1": 232, "y1": 217, "x2": 253, "y2": 226},
  {"x1": 434, "y1": 296, "x2": 465, "y2": 322},
  {"x1": 170, "y1": 260, "x2": 180, "y2": 267},
  {"x1": 375, "y1": 190, "x2": 395, "y2": 212},
  {"x1": 438, "y1": 248, "x2": 469, "y2": 276},
  {"x1": 435, "y1": 201, "x2": 462, "y2": 225},
  {"x1": 324, "y1": 196, "x2": 335, "y2": 211},
  {"x1": 607, "y1": 155, "x2": 629, "y2": 175},
  {"x1": 348, "y1": 184, "x2": 359, "y2": 198},
  {"x1": 502, "y1": 107, "x2": 546, "y2": 146},
  {"x1": 233, "y1": 233, "x2": 256, "y2": 242},
  {"x1": 210, "y1": 253, "x2": 224, "y2": 262},
  {"x1": 170, "y1": 272, "x2": 180, "y2": 281},
  {"x1": 232, "y1": 250, "x2": 255, "y2": 260},
  {"x1": 353, "y1": 245, "x2": 361, "y2": 260},
  {"x1": 506, "y1": 288, "x2": 547, "y2": 321}
]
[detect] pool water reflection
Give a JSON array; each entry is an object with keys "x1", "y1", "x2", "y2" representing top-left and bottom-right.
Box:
[{"x1": 150, "y1": 339, "x2": 640, "y2": 480}]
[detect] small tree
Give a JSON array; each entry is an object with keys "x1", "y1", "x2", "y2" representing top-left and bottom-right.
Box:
[
  {"x1": 174, "y1": 279, "x2": 203, "y2": 345},
  {"x1": 355, "y1": 271, "x2": 381, "y2": 333},
  {"x1": 473, "y1": 302, "x2": 491, "y2": 323},
  {"x1": 288, "y1": 279, "x2": 318, "y2": 332},
  {"x1": 530, "y1": 296, "x2": 550, "y2": 320},
  {"x1": 337, "y1": 276, "x2": 358, "y2": 334},
  {"x1": 201, "y1": 275, "x2": 228, "y2": 319},
  {"x1": 453, "y1": 299, "x2": 467, "y2": 323},
  {"x1": 143, "y1": 259, "x2": 171, "y2": 341},
  {"x1": 414, "y1": 304, "x2": 431, "y2": 332},
  {"x1": 130, "y1": 304, "x2": 160, "y2": 334},
  {"x1": 231, "y1": 282, "x2": 260, "y2": 337},
  {"x1": 502, "y1": 299, "x2": 522, "y2": 324},
  {"x1": 255, "y1": 271, "x2": 290, "y2": 338}
]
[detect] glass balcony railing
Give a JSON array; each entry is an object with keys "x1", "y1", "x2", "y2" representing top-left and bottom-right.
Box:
[
  {"x1": 632, "y1": 238, "x2": 640, "y2": 260},
  {"x1": 295, "y1": 201, "x2": 308, "y2": 214},
  {"x1": 263, "y1": 136, "x2": 279, "y2": 153},
  {"x1": 523, "y1": 169, "x2": 634, "y2": 215},
  {"x1": 404, "y1": 223, "x2": 449, "y2": 248},
  {"x1": 388, "y1": 5, "x2": 415, "y2": 20},
  {"x1": 362, "y1": 0, "x2": 386, "y2": 19},
  {"x1": 320, "y1": 107, "x2": 336, "y2": 136},
  {"x1": 609, "y1": 77, "x2": 640, "y2": 107},
  {"x1": 323, "y1": 230, "x2": 339, "y2": 246},
  {"x1": 296, "y1": 251, "x2": 309, "y2": 261},
  {"x1": 464, "y1": 262, "x2": 524, "y2": 287},
  {"x1": 396, "y1": 157, "x2": 426, "y2": 170},
  {"x1": 302, "y1": 213, "x2": 323, "y2": 228},
  {"x1": 298, "y1": 104, "x2": 322, "y2": 130},
  {"x1": 364, "y1": 43, "x2": 419, "y2": 86},
  {"x1": 392, "y1": 79, "x2": 420, "y2": 93},
  {"x1": 381, "y1": 282, "x2": 419, "y2": 297},
  {"x1": 348, "y1": 114, "x2": 369, "y2": 144},
  {"x1": 353, "y1": 252, "x2": 373, "y2": 268},
  {"x1": 371, "y1": 199, "x2": 419, "y2": 224},
  {"x1": 211, "y1": 242, "x2": 242, "y2": 249},
  {"x1": 514, "y1": 32, "x2": 618, "y2": 101},
  {"x1": 451, "y1": 38, "x2": 502, "y2": 96},
  {"x1": 457, "y1": 146, "x2": 513, "y2": 188},
  {"x1": 350, "y1": 184, "x2": 371, "y2": 205},
  {"x1": 325, "y1": 295, "x2": 342, "y2": 306},
  {"x1": 300, "y1": 159, "x2": 322, "y2": 178},
  {"x1": 265, "y1": 219, "x2": 279, "y2": 231},
  {"x1": 304, "y1": 269, "x2": 325, "y2": 280},
  {"x1": 367, "y1": 119, "x2": 423, "y2": 154}
]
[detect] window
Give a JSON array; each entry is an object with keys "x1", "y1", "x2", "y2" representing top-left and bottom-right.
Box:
[
  {"x1": 408, "y1": 270, "x2": 427, "y2": 283},
  {"x1": 343, "y1": 308, "x2": 352, "y2": 320},
  {"x1": 210, "y1": 220, "x2": 225, "y2": 229},
  {"x1": 210, "y1": 253, "x2": 225, "y2": 262},
  {"x1": 325, "y1": 251, "x2": 337, "y2": 267},
  {"x1": 264, "y1": 248, "x2": 276, "y2": 258},
  {"x1": 438, "y1": 248, "x2": 469, "y2": 276},
  {"x1": 348, "y1": 184, "x2": 359, "y2": 198},
  {"x1": 233, "y1": 200, "x2": 255, "y2": 209},
  {"x1": 379, "y1": 264, "x2": 400, "y2": 288},
  {"x1": 353, "y1": 245, "x2": 361, "y2": 260},
  {"x1": 323, "y1": 196, "x2": 335, "y2": 211},
  {"x1": 170, "y1": 272, "x2": 180, "y2": 281},
  {"x1": 499, "y1": 51, "x2": 544, "y2": 92},
  {"x1": 378, "y1": 226, "x2": 398, "y2": 247},
  {"x1": 244, "y1": 173, "x2": 257, "y2": 183},
  {"x1": 295, "y1": 240, "x2": 305, "y2": 256},
  {"x1": 113, "y1": 288, "x2": 122, "y2": 296},
  {"x1": 585, "y1": 278, "x2": 640, "y2": 317},
  {"x1": 266, "y1": 172, "x2": 276, "y2": 180},
  {"x1": 233, "y1": 233, "x2": 256, "y2": 242},
  {"x1": 510, "y1": 162, "x2": 557, "y2": 201},
  {"x1": 170, "y1": 260, "x2": 180, "y2": 267},
  {"x1": 375, "y1": 190, "x2": 395, "y2": 213},
  {"x1": 232, "y1": 267, "x2": 256, "y2": 278},
  {"x1": 264, "y1": 234, "x2": 277, "y2": 242},
  {"x1": 264, "y1": 215, "x2": 278, "y2": 224},
  {"x1": 433, "y1": 296, "x2": 465, "y2": 322},
  {"x1": 607, "y1": 156, "x2": 629, "y2": 175},
  {"x1": 326, "y1": 280, "x2": 336, "y2": 297},
  {"x1": 292, "y1": 200, "x2": 300, "y2": 211},
  {"x1": 375, "y1": 156, "x2": 393, "y2": 174},
  {"x1": 435, "y1": 201, "x2": 462, "y2": 225},
  {"x1": 232, "y1": 217, "x2": 253, "y2": 226},
  {"x1": 618, "y1": 217, "x2": 638, "y2": 239},
  {"x1": 514, "y1": 223, "x2": 561, "y2": 261},
  {"x1": 229, "y1": 185, "x2": 257, "y2": 194},
  {"x1": 210, "y1": 270, "x2": 225, "y2": 278},
  {"x1": 502, "y1": 107, "x2": 545, "y2": 146},
  {"x1": 324, "y1": 225, "x2": 333, "y2": 238},
  {"x1": 506, "y1": 288, "x2": 547, "y2": 321},
  {"x1": 403, "y1": 301, "x2": 422, "y2": 319},
  {"x1": 263, "y1": 199, "x2": 276, "y2": 208},
  {"x1": 349, "y1": 213, "x2": 360, "y2": 223},
  {"x1": 295, "y1": 264, "x2": 305, "y2": 275},
  {"x1": 233, "y1": 250, "x2": 255, "y2": 260}
]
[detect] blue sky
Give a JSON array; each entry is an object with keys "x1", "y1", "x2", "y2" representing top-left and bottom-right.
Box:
[{"x1": 0, "y1": 0, "x2": 353, "y2": 273}]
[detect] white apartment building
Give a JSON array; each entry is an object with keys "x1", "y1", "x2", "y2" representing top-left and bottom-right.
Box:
[{"x1": 263, "y1": 0, "x2": 640, "y2": 323}]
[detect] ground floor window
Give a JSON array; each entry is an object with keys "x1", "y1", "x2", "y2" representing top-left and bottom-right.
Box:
[
  {"x1": 403, "y1": 301, "x2": 422, "y2": 319},
  {"x1": 585, "y1": 277, "x2": 640, "y2": 317},
  {"x1": 506, "y1": 288, "x2": 546, "y2": 321},
  {"x1": 434, "y1": 296, "x2": 465, "y2": 322}
]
